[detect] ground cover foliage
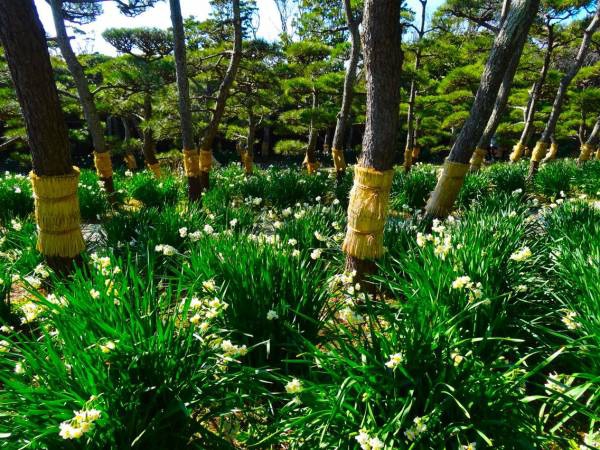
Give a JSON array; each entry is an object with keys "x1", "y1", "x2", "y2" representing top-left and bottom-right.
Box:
[{"x1": 0, "y1": 159, "x2": 599, "y2": 449}]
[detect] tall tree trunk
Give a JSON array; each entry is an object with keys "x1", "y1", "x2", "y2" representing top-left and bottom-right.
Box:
[
  {"x1": 243, "y1": 109, "x2": 256, "y2": 175},
  {"x1": 511, "y1": 22, "x2": 554, "y2": 163},
  {"x1": 304, "y1": 88, "x2": 320, "y2": 174},
  {"x1": 578, "y1": 113, "x2": 600, "y2": 165},
  {"x1": 169, "y1": 0, "x2": 201, "y2": 201},
  {"x1": 470, "y1": 44, "x2": 523, "y2": 171},
  {"x1": 425, "y1": 0, "x2": 539, "y2": 219},
  {"x1": 404, "y1": 0, "x2": 427, "y2": 173},
  {"x1": 261, "y1": 124, "x2": 270, "y2": 158},
  {"x1": 342, "y1": 0, "x2": 403, "y2": 280},
  {"x1": 142, "y1": 93, "x2": 160, "y2": 177},
  {"x1": 0, "y1": 0, "x2": 85, "y2": 272},
  {"x1": 122, "y1": 117, "x2": 138, "y2": 169},
  {"x1": 49, "y1": 0, "x2": 114, "y2": 195},
  {"x1": 528, "y1": 3, "x2": 600, "y2": 178},
  {"x1": 198, "y1": 0, "x2": 242, "y2": 191},
  {"x1": 331, "y1": 0, "x2": 360, "y2": 178}
]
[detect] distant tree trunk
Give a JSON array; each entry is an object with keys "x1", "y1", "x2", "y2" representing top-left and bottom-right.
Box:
[
  {"x1": 404, "y1": 0, "x2": 427, "y2": 173},
  {"x1": 331, "y1": 0, "x2": 360, "y2": 178},
  {"x1": 470, "y1": 44, "x2": 523, "y2": 171},
  {"x1": 169, "y1": 0, "x2": 201, "y2": 201},
  {"x1": 528, "y1": 3, "x2": 600, "y2": 178},
  {"x1": 0, "y1": 0, "x2": 84, "y2": 272},
  {"x1": 578, "y1": 114, "x2": 600, "y2": 165},
  {"x1": 142, "y1": 93, "x2": 160, "y2": 177},
  {"x1": 198, "y1": 0, "x2": 242, "y2": 192},
  {"x1": 49, "y1": 0, "x2": 114, "y2": 195},
  {"x1": 122, "y1": 117, "x2": 138, "y2": 169},
  {"x1": 304, "y1": 88, "x2": 319, "y2": 174},
  {"x1": 243, "y1": 108, "x2": 256, "y2": 175},
  {"x1": 261, "y1": 124, "x2": 270, "y2": 158},
  {"x1": 425, "y1": 0, "x2": 539, "y2": 219},
  {"x1": 511, "y1": 23, "x2": 553, "y2": 163},
  {"x1": 342, "y1": 0, "x2": 403, "y2": 280}
]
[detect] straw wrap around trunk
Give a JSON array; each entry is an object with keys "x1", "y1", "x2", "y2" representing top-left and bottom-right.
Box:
[
  {"x1": 425, "y1": 160, "x2": 469, "y2": 218},
  {"x1": 542, "y1": 142, "x2": 558, "y2": 163},
  {"x1": 530, "y1": 141, "x2": 549, "y2": 163},
  {"x1": 30, "y1": 166, "x2": 85, "y2": 258},
  {"x1": 332, "y1": 147, "x2": 346, "y2": 172},
  {"x1": 403, "y1": 148, "x2": 413, "y2": 172},
  {"x1": 578, "y1": 143, "x2": 593, "y2": 162},
  {"x1": 124, "y1": 154, "x2": 137, "y2": 170},
  {"x1": 342, "y1": 166, "x2": 394, "y2": 260},
  {"x1": 469, "y1": 147, "x2": 487, "y2": 171},
  {"x1": 199, "y1": 149, "x2": 213, "y2": 173},
  {"x1": 510, "y1": 141, "x2": 526, "y2": 162},
  {"x1": 148, "y1": 162, "x2": 162, "y2": 178},
  {"x1": 93, "y1": 151, "x2": 113, "y2": 179},
  {"x1": 242, "y1": 150, "x2": 253, "y2": 174},
  {"x1": 183, "y1": 149, "x2": 200, "y2": 177}
]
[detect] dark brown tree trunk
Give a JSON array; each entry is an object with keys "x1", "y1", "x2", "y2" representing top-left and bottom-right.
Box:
[
  {"x1": 261, "y1": 125, "x2": 270, "y2": 158},
  {"x1": 142, "y1": 93, "x2": 159, "y2": 168},
  {"x1": 343, "y1": 0, "x2": 403, "y2": 279},
  {"x1": 517, "y1": 23, "x2": 553, "y2": 155},
  {"x1": 122, "y1": 117, "x2": 138, "y2": 169},
  {"x1": 49, "y1": 0, "x2": 115, "y2": 197},
  {"x1": 169, "y1": 0, "x2": 201, "y2": 201},
  {"x1": 471, "y1": 42, "x2": 523, "y2": 171},
  {"x1": 404, "y1": 0, "x2": 427, "y2": 173},
  {"x1": 331, "y1": 0, "x2": 360, "y2": 175},
  {"x1": 243, "y1": 109, "x2": 256, "y2": 175},
  {"x1": 198, "y1": 0, "x2": 242, "y2": 191},
  {"x1": 528, "y1": 3, "x2": 600, "y2": 178},
  {"x1": 0, "y1": 0, "x2": 84, "y2": 272},
  {"x1": 425, "y1": 0, "x2": 539, "y2": 219}
]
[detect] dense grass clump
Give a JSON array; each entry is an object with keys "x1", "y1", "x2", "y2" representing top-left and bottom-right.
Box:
[{"x1": 0, "y1": 159, "x2": 598, "y2": 449}]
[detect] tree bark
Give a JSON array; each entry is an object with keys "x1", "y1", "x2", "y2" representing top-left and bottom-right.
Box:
[
  {"x1": 243, "y1": 108, "x2": 256, "y2": 175},
  {"x1": 425, "y1": 0, "x2": 539, "y2": 219},
  {"x1": 471, "y1": 41, "x2": 523, "y2": 171},
  {"x1": 517, "y1": 23, "x2": 553, "y2": 153},
  {"x1": 331, "y1": 0, "x2": 360, "y2": 176},
  {"x1": 142, "y1": 93, "x2": 158, "y2": 166},
  {"x1": 578, "y1": 113, "x2": 600, "y2": 165},
  {"x1": 343, "y1": 0, "x2": 403, "y2": 278},
  {"x1": 198, "y1": 0, "x2": 242, "y2": 191},
  {"x1": 49, "y1": 0, "x2": 114, "y2": 195},
  {"x1": 304, "y1": 88, "x2": 319, "y2": 173},
  {"x1": 261, "y1": 125, "x2": 270, "y2": 158},
  {"x1": 403, "y1": 0, "x2": 427, "y2": 173},
  {"x1": 0, "y1": 0, "x2": 84, "y2": 272},
  {"x1": 169, "y1": 0, "x2": 201, "y2": 201},
  {"x1": 528, "y1": 4, "x2": 600, "y2": 178}
]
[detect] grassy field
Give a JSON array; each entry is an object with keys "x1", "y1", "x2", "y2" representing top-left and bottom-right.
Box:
[{"x1": 0, "y1": 159, "x2": 599, "y2": 449}]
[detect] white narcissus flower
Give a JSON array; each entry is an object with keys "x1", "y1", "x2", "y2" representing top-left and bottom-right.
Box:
[
  {"x1": 310, "y1": 249, "x2": 322, "y2": 260},
  {"x1": 285, "y1": 378, "x2": 303, "y2": 394},
  {"x1": 266, "y1": 310, "x2": 279, "y2": 320},
  {"x1": 385, "y1": 352, "x2": 403, "y2": 369},
  {"x1": 510, "y1": 246, "x2": 532, "y2": 262},
  {"x1": 179, "y1": 227, "x2": 188, "y2": 238}
]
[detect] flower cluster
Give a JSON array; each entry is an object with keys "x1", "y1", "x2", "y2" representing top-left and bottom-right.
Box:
[
  {"x1": 404, "y1": 416, "x2": 427, "y2": 441},
  {"x1": 355, "y1": 429, "x2": 384, "y2": 450},
  {"x1": 59, "y1": 408, "x2": 102, "y2": 440},
  {"x1": 510, "y1": 246, "x2": 532, "y2": 262},
  {"x1": 90, "y1": 253, "x2": 121, "y2": 276},
  {"x1": 155, "y1": 244, "x2": 177, "y2": 256},
  {"x1": 285, "y1": 378, "x2": 303, "y2": 394},
  {"x1": 385, "y1": 352, "x2": 404, "y2": 370},
  {"x1": 451, "y1": 275, "x2": 483, "y2": 303},
  {"x1": 184, "y1": 294, "x2": 228, "y2": 330},
  {"x1": 561, "y1": 310, "x2": 581, "y2": 330},
  {"x1": 416, "y1": 218, "x2": 457, "y2": 260}
]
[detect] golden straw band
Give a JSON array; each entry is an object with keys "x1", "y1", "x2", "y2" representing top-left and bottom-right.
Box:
[
  {"x1": 509, "y1": 142, "x2": 525, "y2": 162},
  {"x1": 147, "y1": 162, "x2": 162, "y2": 178},
  {"x1": 332, "y1": 147, "x2": 346, "y2": 171},
  {"x1": 403, "y1": 148, "x2": 413, "y2": 166},
  {"x1": 342, "y1": 166, "x2": 394, "y2": 260},
  {"x1": 183, "y1": 149, "x2": 200, "y2": 177},
  {"x1": 596, "y1": 148, "x2": 600, "y2": 160},
  {"x1": 306, "y1": 161, "x2": 320, "y2": 174},
  {"x1": 199, "y1": 149, "x2": 212, "y2": 173},
  {"x1": 30, "y1": 166, "x2": 85, "y2": 258},
  {"x1": 243, "y1": 151, "x2": 253, "y2": 173},
  {"x1": 579, "y1": 143, "x2": 593, "y2": 161},
  {"x1": 531, "y1": 141, "x2": 549, "y2": 163},
  {"x1": 124, "y1": 154, "x2": 137, "y2": 170},
  {"x1": 469, "y1": 147, "x2": 486, "y2": 169},
  {"x1": 412, "y1": 147, "x2": 421, "y2": 160},
  {"x1": 93, "y1": 151, "x2": 113, "y2": 179},
  {"x1": 426, "y1": 160, "x2": 469, "y2": 218}
]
